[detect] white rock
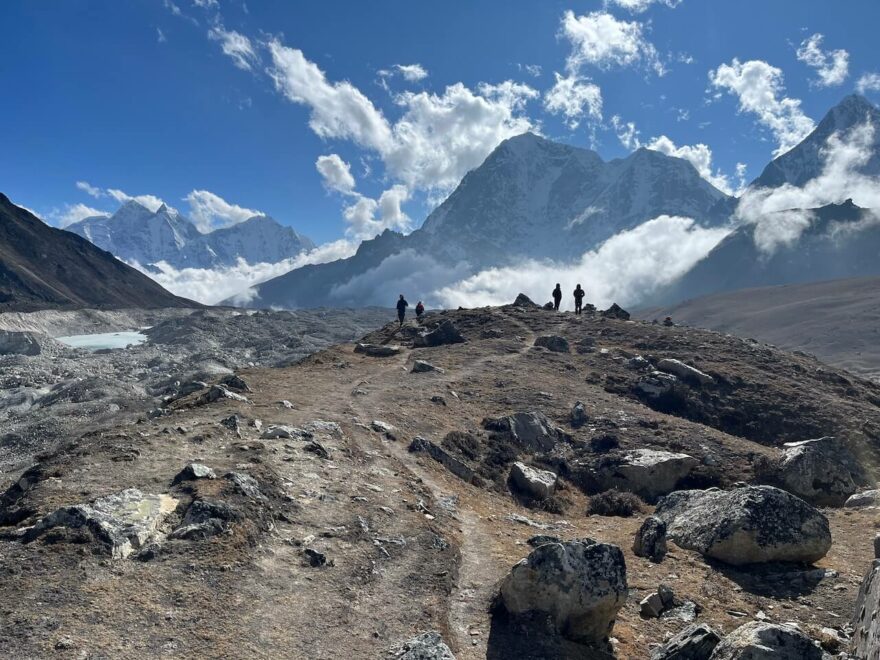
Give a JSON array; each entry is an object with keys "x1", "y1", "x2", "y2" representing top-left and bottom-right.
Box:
[{"x1": 509, "y1": 462, "x2": 558, "y2": 500}]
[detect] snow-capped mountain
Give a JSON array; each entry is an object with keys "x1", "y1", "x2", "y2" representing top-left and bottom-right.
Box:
[
  {"x1": 229, "y1": 132, "x2": 734, "y2": 308},
  {"x1": 67, "y1": 201, "x2": 314, "y2": 269}
]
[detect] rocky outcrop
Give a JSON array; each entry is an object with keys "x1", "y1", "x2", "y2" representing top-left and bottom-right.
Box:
[
  {"x1": 602, "y1": 303, "x2": 630, "y2": 320},
  {"x1": 413, "y1": 320, "x2": 465, "y2": 348},
  {"x1": 499, "y1": 539, "x2": 627, "y2": 644},
  {"x1": 633, "y1": 515, "x2": 668, "y2": 562},
  {"x1": 483, "y1": 411, "x2": 566, "y2": 453},
  {"x1": 354, "y1": 343, "x2": 402, "y2": 357},
  {"x1": 0, "y1": 330, "x2": 47, "y2": 356},
  {"x1": 509, "y1": 462, "x2": 557, "y2": 500},
  {"x1": 852, "y1": 559, "x2": 880, "y2": 659},
  {"x1": 656, "y1": 359, "x2": 715, "y2": 386},
  {"x1": 513, "y1": 293, "x2": 540, "y2": 308},
  {"x1": 26, "y1": 489, "x2": 178, "y2": 559},
  {"x1": 654, "y1": 486, "x2": 831, "y2": 565},
  {"x1": 409, "y1": 436, "x2": 481, "y2": 485},
  {"x1": 709, "y1": 622, "x2": 822, "y2": 659},
  {"x1": 390, "y1": 631, "x2": 456, "y2": 659},
  {"x1": 534, "y1": 335, "x2": 570, "y2": 353},
  {"x1": 777, "y1": 437, "x2": 858, "y2": 506},
  {"x1": 650, "y1": 622, "x2": 721, "y2": 659},
  {"x1": 592, "y1": 449, "x2": 698, "y2": 500}
]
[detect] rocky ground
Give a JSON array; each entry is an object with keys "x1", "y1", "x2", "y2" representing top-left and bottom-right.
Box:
[{"x1": 1, "y1": 301, "x2": 880, "y2": 658}]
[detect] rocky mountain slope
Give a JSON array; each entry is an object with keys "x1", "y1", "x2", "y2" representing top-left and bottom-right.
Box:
[
  {"x1": 2, "y1": 301, "x2": 879, "y2": 658},
  {"x1": 0, "y1": 194, "x2": 195, "y2": 311},
  {"x1": 67, "y1": 200, "x2": 315, "y2": 269},
  {"x1": 229, "y1": 132, "x2": 733, "y2": 308},
  {"x1": 642, "y1": 275, "x2": 880, "y2": 383}
]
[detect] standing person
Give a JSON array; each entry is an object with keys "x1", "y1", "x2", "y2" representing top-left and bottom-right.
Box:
[
  {"x1": 552, "y1": 283, "x2": 562, "y2": 311},
  {"x1": 396, "y1": 294, "x2": 409, "y2": 325},
  {"x1": 415, "y1": 301, "x2": 425, "y2": 320},
  {"x1": 573, "y1": 284, "x2": 585, "y2": 315}
]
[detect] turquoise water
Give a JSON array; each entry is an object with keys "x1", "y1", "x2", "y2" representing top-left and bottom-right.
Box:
[{"x1": 56, "y1": 331, "x2": 148, "y2": 351}]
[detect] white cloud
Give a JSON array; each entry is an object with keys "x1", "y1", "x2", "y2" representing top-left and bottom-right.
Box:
[
  {"x1": 796, "y1": 33, "x2": 849, "y2": 88},
  {"x1": 184, "y1": 190, "x2": 262, "y2": 232},
  {"x1": 208, "y1": 25, "x2": 258, "y2": 71},
  {"x1": 192, "y1": 0, "x2": 218, "y2": 7},
  {"x1": 604, "y1": 0, "x2": 682, "y2": 13},
  {"x1": 543, "y1": 72, "x2": 603, "y2": 128},
  {"x1": 343, "y1": 185, "x2": 411, "y2": 240},
  {"x1": 433, "y1": 215, "x2": 729, "y2": 309},
  {"x1": 520, "y1": 64, "x2": 543, "y2": 78},
  {"x1": 857, "y1": 73, "x2": 880, "y2": 94},
  {"x1": 560, "y1": 10, "x2": 665, "y2": 76},
  {"x1": 393, "y1": 64, "x2": 428, "y2": 82},
  {"x1": 49, "y1": 203, "x2": 109, "y2": 228},
  {"x1": 738, "y1": 120, "x2": 880, "y2": 252},
  {"x1": 611, "y1": 114, "x2": 641, "y2": 149},
  {"x1": 76, "y1": 181, "x2": 102, "y2": 198},
  {"x1": 709, "y1": 58, "x2": 815, "y2": 157},
  {"x1": 157, "y1": 28, "x2": 167, "y2": 43},
  {"x1": 316, "y1": 154, "x2": 356, "y2": 194},
  {"x1": 106, "y1": 189, "x2": 170, "y2": 213}
]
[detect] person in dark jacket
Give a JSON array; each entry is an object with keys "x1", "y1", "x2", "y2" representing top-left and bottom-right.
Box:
[
  {"x1": 396, "y1": 294, "x2": 409, "y2": 325},
  {"x1": 573, "y1": 284, "x2": 585, "y2": 314},
  {"x1": 552, "y1": 284, "x2": 562, "y2": 311},
  {"x1": 415, "y1": 301, "x2": 425, "y2": 320}
]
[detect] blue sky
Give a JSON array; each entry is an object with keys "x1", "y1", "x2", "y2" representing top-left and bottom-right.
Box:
[{"x1": 2, "y1": 0, "x2": 879, "y2": 246}]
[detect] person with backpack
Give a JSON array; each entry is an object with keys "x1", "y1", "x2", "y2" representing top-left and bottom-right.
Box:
[
  {"x1": 573, "y1": 284, "x2": 586, "y2": 314},
  {"x1": 396, "y1": 294, "x2": 409, "y2": 325},
  {"x1": 552, "y1": 283, "x2": 562, "y2": 311},
  {"x1": 415, "y1": 301, "x2": 425, "y2": 320}
]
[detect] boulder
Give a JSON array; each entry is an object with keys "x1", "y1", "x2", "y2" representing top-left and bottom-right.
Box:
[
  {"x1": 509, "y1": 462, "x2": 558, "y2": 500},
  {"x1": 846, "y1": 490, "x2": 880, "y2": 508},
  {"x1": 261, "y1": 425, "x2": 307, "y2": 440},
  {"x1": 371, "y1": 420, "x2": 397, "y2": 439},
  {"x1": 654, "y1": 486, "x2": 831, "y2": 565},
  {"x1": 0, "y1": 330, "x2": 45, "y2": 356},
  {"x1": 534, "y1": 335, "x2": 570, "y2": 353},
  {"x1": 570, "y1": 401, "x2": 589, "y2": 428},
  {"x1": 224, "y1": 472, "x2": 263, "y2": 499},
  {"x1": 391, "y1": 631, "x2": 456, "y2": 660},
  {"x1": 483, "y1": 411, "x2": 565, "y2": 452},
  {"x1": 527, "y1": 534, "x2": 562, "y2": 547},
  {"x1": 596, "y1": 449, "x2": 698, "y2": 500},
  {"x1": 640, "y1": 592, "x2": 665, "y2": 618},
  {"x1": 220, "y1": 374, "x2": 251, "y2": 392},
  {"x1": 777, "y1": 437, "x2": 858, "y2": 506},
  {"x1": 650, "y1": 623, "x2": 721, "y2": 660},
  {"x1": 633, "y1": 515, "x2": 668, "y2": 562},
  {"x1": 196, "y1": 384, "x2": 249, "y2": 405},
  {"x1": 635, "y1": 371, "x2": 680, "y2": 398},
  {"x1": 853, "y1": 559, "x2": 880, "y2": 658},
  {"x1": 170, "y1": 500, "x2": 240, "y2": 540},
  {"x1": 172, "y1": 462, "x2": 217, "y2": 485},
  {"x1": 626, "y1": 355, "x2": 651, "y2": 371},
  {"x1": 354, "y1": 343, "x2": 401, "y2": 357},
  {"x1": 499, "y1": 539, "x2": 627, "y2": 644},
  {"x1": 601, "y1": 303, "x2": 630, "y2": 320},
  {"x1": 27, "y1": 489, "x2": 178, "y2": 559},
  {"x1": 413, "y1": 320, "x2": 465, "y2": 347},
  {"x1": 656, "y1": 359, "x2": 714, "y2": 386},
  {"x1": 513, "y1": 293, "x2": 539, "y2": 308},
  {"x1": 412, "y1": 359, "x2": 443, "y2": 374},
  {"x1": 709, "y1": 622, "x2": 822, "y2": 659}
]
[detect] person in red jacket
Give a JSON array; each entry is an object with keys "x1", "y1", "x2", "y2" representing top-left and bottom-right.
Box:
[{"x1": 415, "y1": 301, "x2": 425, "y2": 320}]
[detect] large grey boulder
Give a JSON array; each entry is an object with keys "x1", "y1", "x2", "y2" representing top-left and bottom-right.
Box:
[
  {"x1": 852, "y1": 559, "x2": 880, "y2": 659},
  {"x1": 509, "y1": 462, "x2": 557, "y2": 500},
  {"x1": 657, "y1": 359, "x2": 714, "y2": 386},
  {"x1": 413, "y1": 320, "x2": 464, "y2": 347},
  {"x1": 27, "y1": 489, "x2": 178, "y2": 559},
  {"x1": 499, "y1": 539, "x2": 627, "y2": 644},
  {"x1": 390, "y1": 631, "x2": 455, "y2": 659},
  {"x1": 0, "y1": 330, "x2": 47, "y2": 356},
  {"x1": 650, "y1": 622, "x2": 721, "y2": 660},
  {"x1": 534, "y1": 335, "x2": 570, "y2": 353},
  {"x1": 483, "y1": 411, "x2": 565, "y2": 452},
  {"x1": 846, "y1": 489, "x2": 880, "y2": 508},
  {"x1": 654, "y1": 486, "x2": 831, "y2": 565},
  {"x1": 598, "y1": 449, "x2": 698, "y2": 500},
  {"x1": 777, "y1": 437, "x2": 858, "y2": 506},
  {"x1": 709, "y1": 622, "x2": 822, "y2": 659}
]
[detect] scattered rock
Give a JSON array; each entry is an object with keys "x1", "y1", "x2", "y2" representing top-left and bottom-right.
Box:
[
  {"x1": 372, "y1": 420, "x2": 397, "y2": 438},
  {"x1": 27, "y1": 489, "x2": 178, "y2": 559},
  {"x1": 220, "y1": 374, "x2": 251, "y2": 392},
  {"x1": 279, "y1": 399, "x2": 294, "y2": 409},
  {"x1": 570, "y1": 401, "x2": 589, "y2": 428},
  {"x1": 483, "y1": 411, "x2": 566, "y2": 453},
  {"x1": 656, "y1": 359, "x2": 715, "y2": 386},
  {"x1": 777, "y1": 437, "x2": 858, "y2": 506},
  {"x1": 527, "y1": 534, "x2": 562, "y2": 547},
  {"x1": 354, "y1": 343, "x2": 401, "y2": 357},
  {"x1": 654, "y1": 486, "x2": 831, "y2": 565},
  {"x1": 261, "y1": 425, "x2": 307, "y2": 440},
  {"x1": 635, "y1": 371, "x2": 680, "y2": 398},
  {"x1": 304, "y1": 548, "x2": 328, "y2": 567},
  {"x1": 413, "y1": 320, "x2": 465, "y2": 348},
  {"x1": 512, "y1": 293, "x2": 539, "y2": 308},
  {"x1": 390, "y1": 631, "x2": 456, "y2": 659},
  {"x1": 709, "y1": 622, "x2": 822, "y2": 659},
  {"x1": 601, "y1": 303, "x2": 630, "y2": 320},
  {"x1": 224, "y1": 472, "x2": 262, "y2": 499},
  {"x1": 196, "y1": 384, "x2": 249, "y2": 405},
  {"x1": 509, "y1": 462, "x2": 558, "y2": 501},
  {"x1": 412, "y1": 359, "x2": 444, "y2": 374},
  {"x1": 534, "y1": 335, "x2": 570, "y2": 353},
  {"x1": 649, "y1": 622, "x2": 721, "y2": 660},
  {"x1": 845, "y1": 489, "x2": 880, "y2": 508},
  {"x1": 575, "y1": 337, "x2": 596, "y2": 354},
  {"x1": 480, "y1": 328, "x2": 504, "y2": 339},
  {"x1": 303, "y1": 440, "x2": 330, "y2": 459},
  {"x1": 219, "y1": 414, "x2": 242, "y2": 437},
  {"x1": 633, "y1": 515, "x2": 667, "y2": 562},
  {"x1": 499, "y1": 539, "x2": 627, "y2": 644},
  {"x1": 170, "y1": 500, "x2": 240, "y2": 540},
  {"x1": 172, "y1": 462, "x2": 217, "y2": 485},
  {"x1": 626, "y1": 355, "x2": 651, "y2": 371}
]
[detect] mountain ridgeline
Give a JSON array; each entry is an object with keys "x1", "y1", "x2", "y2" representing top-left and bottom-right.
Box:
[{"x1": 67, "y1": 201, "x2": 315, "y2": 270}]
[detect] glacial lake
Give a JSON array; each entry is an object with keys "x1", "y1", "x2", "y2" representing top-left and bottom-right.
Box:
[{"x1": 56, "y1": 331, "x2": 148, "y2": 351}]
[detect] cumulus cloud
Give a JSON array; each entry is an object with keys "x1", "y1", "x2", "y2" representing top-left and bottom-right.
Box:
[
  {"x1": 796, "y1": 33, "x2": 849, "y2": 88},
  {"x1": 343, "y1": 185, "x2": 411, "y2": 240},
  {"x1": 560, "y1": 10, "x2": 665, "y2": 76},
  {"x1": 604, "y1": 0, "x2": 682, "y2": 13},
  {"x1": 393, "y1": 63, "x2": 429, "y2": 82},
  {"x1": 737, "y1": 121, "x2": 880, "y2": 252},
  {"x1": 184, "y1": 190, "x2": 262, "y2": 232},
  {"x1": 316, "y1": 154, "x2": 356, "y2": 195},
  {"x1": 433, "y1": 215, "x2": 729, "y2": 310},
  {"x1": 857, "y1": 73, "x2": 880, "y2": 94},
  {"x1": 48, "y1": 203, "x2": 109, "y2": 228},
  {"x1": 208, "y1": 25, "x2": 259, "y2": 71},
  {"x1": 543, "y1": 72, "x2": 603, "y2": 128},
  {"x1": 709, "y1": 58, "x2": 815, "y2": 157}
]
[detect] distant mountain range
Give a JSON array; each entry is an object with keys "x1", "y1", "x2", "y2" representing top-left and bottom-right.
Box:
[
  {"x1": 67, "y1": 201, "x2": 314, "y2": 270},
  {"x1": 0, "y1": 194, "x2": 194, "y2": 311}
]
